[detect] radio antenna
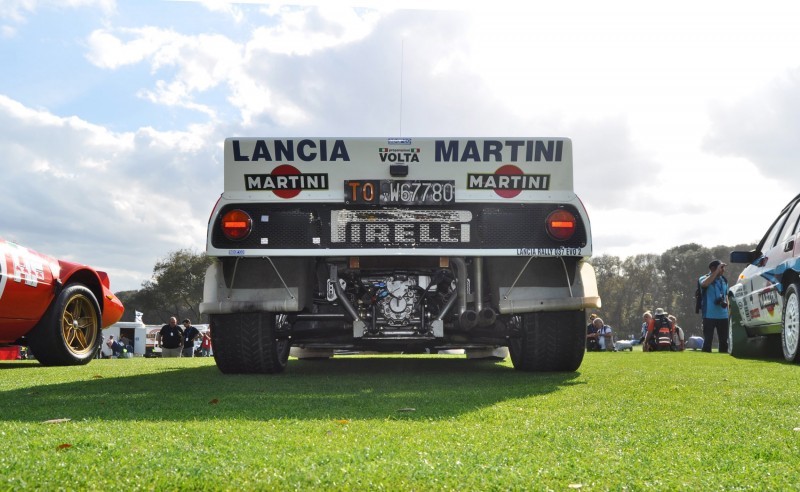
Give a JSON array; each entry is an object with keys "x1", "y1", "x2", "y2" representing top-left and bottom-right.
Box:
[{"x1": 399, "y1": 38, "x2": 404, "y2": 136}]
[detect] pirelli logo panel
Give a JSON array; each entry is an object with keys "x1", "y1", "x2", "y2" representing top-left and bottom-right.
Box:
[{"x1": 331, "y1": 210, "x2": 472, "y2": 244}]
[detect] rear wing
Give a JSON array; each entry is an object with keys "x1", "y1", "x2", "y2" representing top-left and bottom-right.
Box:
[{"x1": 223, "y1": 137, "x2": 575, "y2": 203}]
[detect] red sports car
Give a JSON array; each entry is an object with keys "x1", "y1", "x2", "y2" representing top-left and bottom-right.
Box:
[{"x1": 0, "y1": 238, "x2": 124, "y2": 365}]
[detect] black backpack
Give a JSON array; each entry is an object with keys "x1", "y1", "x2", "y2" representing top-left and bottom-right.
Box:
[
  {"x1": 694, "y1": 280, "x2": 704, "y2": 314},
  {"x1": 653, "y1": 315, "x2": 673, "y2": 350}
]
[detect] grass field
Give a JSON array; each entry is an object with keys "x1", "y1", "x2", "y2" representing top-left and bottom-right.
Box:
[{"x1": 1, "y1": 350, "x2": 799, "y2": 490}]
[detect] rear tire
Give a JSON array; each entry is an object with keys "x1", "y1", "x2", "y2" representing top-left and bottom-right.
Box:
[
  {"x1": 210, "y1": 312, "x2": 291, "y2": 374},
  {"x1": 508, "y1": 311, "x2": 585, "y2": 372},
  {"x1": 27, "y1": 284, "x2": 101, "y2": 366},
  {"x1": 781, "y1": 283, "x2": 800, "y2": 363},
  {"x1": 728, "y1": 297, "x2": 750, "y2": 358}
]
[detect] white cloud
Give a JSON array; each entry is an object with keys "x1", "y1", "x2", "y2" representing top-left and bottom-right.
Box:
[
  {"x1": 0, "y1": 94, "x2": 220, "y2": 291},
  {"x1": 86, "y1": 27, "x2": 178, "y2": 69},
  {"x1": 704, "y1": 68, "x2": 800, "y2": 181},
  {"x1": 247, "y1": 5, "x2": 380, "y2": 56},
  {"x1": 85, "y1": 6, "x2": 384, "y2": 126},
  {"x1": 195, "y1": 0, "x2": 245, "y2": 22},
  {"x1": 0, "y1": 0, "x2": 114, "y2": 25}
]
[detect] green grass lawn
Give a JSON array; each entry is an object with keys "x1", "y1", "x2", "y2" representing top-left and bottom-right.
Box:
[{"x1": 1, "y1": 351, "x2": 799, "y2": 490}]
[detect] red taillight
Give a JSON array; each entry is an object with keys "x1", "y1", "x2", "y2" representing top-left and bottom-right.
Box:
[
  {"x1": 221, "y1": 209, "x2": 252, "y2": 241},
  {"x1": 546, "y1": 209, "x2": 577, "y2": 241}
]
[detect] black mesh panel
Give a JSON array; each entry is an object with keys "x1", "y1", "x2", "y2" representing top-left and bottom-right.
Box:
[{"x1": 211, "y1": 203, "x2": 587, "y2": 250}]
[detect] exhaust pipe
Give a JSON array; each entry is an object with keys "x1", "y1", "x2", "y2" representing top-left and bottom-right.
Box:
[
  {"x1": 459, "y1": 310, "x2": 478, "y2": 331},
  {"x1": 329, "y1": 265, "x2": 360, "y2": 322},
  {"x1": 450, "y1": 257, "x2": 468, "y2": 316},
  {"x1": 477, "y1": 307, "x2": 497, "y2": 327}
]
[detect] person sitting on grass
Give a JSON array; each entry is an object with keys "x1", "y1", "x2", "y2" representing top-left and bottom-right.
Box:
[
  {"x1": 669, "y1": 314, "x2": 685, "y2": 351},
  {"x1": 644, "y1": 308, "x2": 675, "y2": 352},
  {"x1": 106, "y1": 336, "x2": 123, "y2": 358},
  {"x1": 593, "y1": 317, "x2": 614, "y2": 352},
  {"x1": 586, "y1": 314, "x2": 600, "y2": 351}
]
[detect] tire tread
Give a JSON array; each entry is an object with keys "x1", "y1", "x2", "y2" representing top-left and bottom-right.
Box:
[{"x1": 211, "y1": 313, "x2": 289, "y2": 374}]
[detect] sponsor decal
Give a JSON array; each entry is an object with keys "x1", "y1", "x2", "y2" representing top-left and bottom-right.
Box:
[
  {"x1": 387, "y1": 138, "x2": 412, "y2": 145},
  {"x1": 468, "y1": 164, "x2": 550, "y2": 198},
  {"x1": 232, "y1": 139, "x2": 350, "y2": 162},
  {"x1": 2, "y1": 242, "x2": 45, "y2": 288},
  {"x1": 245, "y1": 164, "x2": 329, "y2": 198},
  {"x1": 758, "y1": 285, "x2": 779, "y2": 316},
  {"x1": 331, "y1": 210, "x2": 472, "y2": 244},
  {"x1": 378, "y1": 147, "x2": 421, "y2": 163},
  {"x1": 435, "y1": 139, "x2": 564, "y2": 162},
  {"x1": 338, "y1": 223, "x2": 469, "y2": 244},
  {"x1": 516, "y1": 246, "x2": 582, "y2": 256},
  {"x1": 228, "y1": 249, "x2": 245, "y2": 255}
]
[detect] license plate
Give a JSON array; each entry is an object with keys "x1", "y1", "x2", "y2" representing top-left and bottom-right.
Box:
[{"x1": 344, "y1": 180, "x2": 455, "y2": 206}]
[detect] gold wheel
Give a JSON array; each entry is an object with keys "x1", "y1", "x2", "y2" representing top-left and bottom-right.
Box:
[
  {"x1": 27, "y1": 284, "x2": 102, "y2": 366},
  {"x1": 61, "y1": 293, "x2": 99, "y2": 356}
]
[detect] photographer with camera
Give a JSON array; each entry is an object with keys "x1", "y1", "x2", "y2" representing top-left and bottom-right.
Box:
[{"x1": 698, "y1": 259, "x2": 729, "y2": 353}]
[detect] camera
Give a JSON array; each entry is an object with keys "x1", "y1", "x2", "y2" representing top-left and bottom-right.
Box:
[{"x1": 714, "y1": 297, "x2": 728, "y2": 308}]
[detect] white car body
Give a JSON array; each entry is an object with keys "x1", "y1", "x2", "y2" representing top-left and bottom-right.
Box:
[{"x1": 201, "y1": 137, "x2": 601, "y2": 373}]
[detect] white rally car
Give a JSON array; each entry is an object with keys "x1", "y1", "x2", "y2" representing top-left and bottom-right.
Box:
[
  {"x1": 200, "y1": 138, "x2": 601, "y2": 373},
  {"x1": 728, "y1": 193, "x2": 800, "y2": 362}
]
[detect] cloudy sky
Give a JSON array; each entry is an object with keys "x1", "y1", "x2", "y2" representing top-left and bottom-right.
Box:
[{"x1": 2, "y1": 0, "x2": 799, "y2": 292}]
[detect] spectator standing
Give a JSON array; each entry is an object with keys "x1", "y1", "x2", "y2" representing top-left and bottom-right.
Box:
[
  {"x1": 181, "y1": 319, "x2": 201, "y2": 357},
  {"x1": 158, "y1": 317, "x2": 183, "y2": 358},
  {"x1": 586, "y1": 314, "x2": 600, "y2": 351},
  {"x1": 699, "y1": 259, "x2": 730, "y2": 353},
  {"x1": 200, "y1": 332, "x2": 212, "y2": 356},
  {"x1": 669, "y1": 315, "x2": 685, "y2": 351},
  {"x1": 640, "y1": 311, "x2": 653, "y2": 343},
  {"x1": 593, "y1": 317, "x2": 614, "y2": 351}
]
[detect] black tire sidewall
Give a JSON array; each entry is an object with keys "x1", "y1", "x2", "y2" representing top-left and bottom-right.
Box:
[
  {"x1": 728, "y1": 296, "x2": 747, "y2": 357},
  {"x1": 211, "y1": 312, "x2": 290, "y2": 374},
  {"x1": 509, "y1": 311, "x2": 585, "y2": 372},
  {"x1": 27, "y1": 284, "x2": 101, "y2": 366}
]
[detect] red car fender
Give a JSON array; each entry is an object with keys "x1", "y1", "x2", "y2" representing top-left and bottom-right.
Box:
[{"x1": 56, "y1": 260, "x2": 125, "y2": 328}]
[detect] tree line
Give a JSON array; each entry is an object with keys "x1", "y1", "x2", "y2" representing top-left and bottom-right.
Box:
[
  {"x1": 116, "y1": 242, "x2": 758, "y2": 334},
  {"x1": 116, "y1": 249, "x2": 213, "y2": 326},
  {"x1": 591, "y1": 242, "x2": 756, "y2": 340}
]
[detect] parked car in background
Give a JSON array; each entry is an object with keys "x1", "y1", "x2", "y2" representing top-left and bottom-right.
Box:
[
  {"x1": 728, "y1": 193, "x2": 800, "y2": 363},
  {"x1": 685, "y1": 336, "x2": 704, "y2": 350},
  {"x1": 614, "y1": 339, "x2": 635, "y2": 351},
  {"x1": 145, "y1": 327, "x2": 162, "y2": 357},
  {"x1": 0, "y1": 238, "x2": 124, "y2": 365}
]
